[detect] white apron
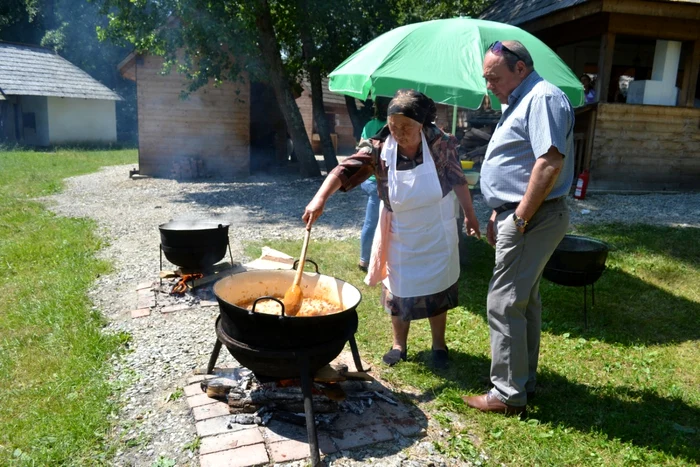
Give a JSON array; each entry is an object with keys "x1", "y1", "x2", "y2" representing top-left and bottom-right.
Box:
[{"x1": 381, "y1": 133, "x2": 460, "y2": 297}]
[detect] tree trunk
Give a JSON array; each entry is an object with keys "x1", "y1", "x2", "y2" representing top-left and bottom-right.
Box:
[
  {"x1": 255, "y1": 0, "x2": 320, "y2": 177},
  {"x1": 298, "y1": 8, "x2": 337, "y2": 172},
  {"x1": 344, "y1": 95, "x2": 372, "y2": 141}
]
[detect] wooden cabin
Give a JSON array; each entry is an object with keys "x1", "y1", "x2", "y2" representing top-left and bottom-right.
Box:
[
  {"x1": 118, "y1": 53, "x2": 250, "y2": 178},
  {"x1": 296, "y1": 78, "x2": 357, "y2": 154},
  {"x1": 0, "y1": 42, "x2": 119, "y2": 146},
  {"x1": 481, "y1": 0, "x2": 700, "y2": 191}
]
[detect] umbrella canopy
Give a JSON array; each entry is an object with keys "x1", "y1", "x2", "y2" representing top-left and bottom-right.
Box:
[{"x1": 329, "y1": 17, "x2": 584, "y2": 111}]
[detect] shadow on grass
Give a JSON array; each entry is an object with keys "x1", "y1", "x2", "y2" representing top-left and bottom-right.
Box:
[
  {"x1": 406, "y1": 350, "x2": 700, "y2": 463},
  {"x1": 458, "y1": 227, "x2": 700, "y2": 346}
]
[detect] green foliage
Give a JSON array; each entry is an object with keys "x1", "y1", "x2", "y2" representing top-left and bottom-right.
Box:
[{"x1": 0, "y1": 148, "x2": 137, "y2": 465}]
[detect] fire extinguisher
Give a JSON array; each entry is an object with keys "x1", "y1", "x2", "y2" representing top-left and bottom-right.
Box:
[{"x1": 574, "y1": 170, "x2": 590, "y2": 200}]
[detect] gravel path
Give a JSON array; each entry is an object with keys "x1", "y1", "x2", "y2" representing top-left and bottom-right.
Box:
[{"x1": 44, "y1": 164, "x2": 700, "y2": 466}]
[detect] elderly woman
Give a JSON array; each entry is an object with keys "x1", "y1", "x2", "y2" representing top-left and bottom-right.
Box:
[{"x1": 303, "y1": 89, "x2": 480, "y2": 369}]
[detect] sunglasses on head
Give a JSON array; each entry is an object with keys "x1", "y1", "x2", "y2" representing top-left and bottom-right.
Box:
[{"x1": 488, "y1": 41, "x2": 524, "y2": 63}]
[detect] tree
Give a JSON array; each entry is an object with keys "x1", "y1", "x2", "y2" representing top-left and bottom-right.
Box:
[{"x1": 96, "y1": 0, "x2": 322, "y2": 176}]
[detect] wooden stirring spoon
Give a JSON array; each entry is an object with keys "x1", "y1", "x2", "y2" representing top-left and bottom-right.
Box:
[{"x1": 282, "y1": 218, "x2": 312, "y2": 316}]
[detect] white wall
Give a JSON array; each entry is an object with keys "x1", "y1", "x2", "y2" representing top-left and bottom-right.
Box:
[
  {"x1": 47, "y1": 97, "x2": 117, "y2": 144},
  {"x1": 19, "y1": 95, "x2": 50, "y2": 146}
]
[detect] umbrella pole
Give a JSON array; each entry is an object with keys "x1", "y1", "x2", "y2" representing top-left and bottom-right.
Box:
[{"x1": 451, "y1": 104, "x2": 458, "y2": 135}]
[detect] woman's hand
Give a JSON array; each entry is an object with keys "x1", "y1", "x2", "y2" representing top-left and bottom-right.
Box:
[
  {"x1": 464, "y1": 215, "x2": 481, "y2": 239},
  {"x1": 486, "y1": 209, "x2": 498, "y2": 246},
  {"x1": 302, "y1": 197, "x2": 325, "y2": 226},
  {"x1": 302, "y1": 173, "x2": 343, "y2": 227}
]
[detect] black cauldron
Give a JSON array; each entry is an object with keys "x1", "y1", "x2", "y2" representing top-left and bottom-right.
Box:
[
  {"x1": 543, "y1": 234, "x2": 609, "y2": 287},
  {"x1": 212, "y1": 267, "x2": 362, "y2": 378},
  {"x1": 159, "y1": 220, "x2": 230, "y2": 270}
]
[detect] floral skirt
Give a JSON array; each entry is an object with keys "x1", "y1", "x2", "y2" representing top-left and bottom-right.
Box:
[{"x1": 381, "y1": 280, "x2": 459, "y2": 322}]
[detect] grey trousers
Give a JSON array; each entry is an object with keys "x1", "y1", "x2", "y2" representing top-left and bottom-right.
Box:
[{"x1": 488, "y1": 198, "x2": 569, "y2": 406}]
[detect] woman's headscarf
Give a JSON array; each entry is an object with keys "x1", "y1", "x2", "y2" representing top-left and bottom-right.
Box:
[{"x1": 387, "y1": 89, "x2": 437, "y2": 127}]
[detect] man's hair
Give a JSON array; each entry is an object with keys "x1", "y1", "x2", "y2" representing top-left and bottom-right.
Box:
[{"x1": 501, "y1": 40, "x2": 534, "y2": 72}]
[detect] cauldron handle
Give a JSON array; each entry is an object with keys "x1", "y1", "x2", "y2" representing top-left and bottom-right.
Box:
[
  {"x1": 250, "y1": 296, "x2": 287, "y2": 318},
  {"x1": 292, "y1": 259, "x2": 319, "y2": 274}
]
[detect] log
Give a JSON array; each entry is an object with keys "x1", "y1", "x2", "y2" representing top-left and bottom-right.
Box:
[{"x1": 201, "y1": 377, "x2": 241, "y2": 400}]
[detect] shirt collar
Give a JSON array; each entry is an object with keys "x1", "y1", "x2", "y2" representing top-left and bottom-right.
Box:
[{"x1": 508, "y1": 70, "x2": 541, "y2": 106}]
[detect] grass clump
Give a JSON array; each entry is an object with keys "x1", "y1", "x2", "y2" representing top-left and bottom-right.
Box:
[
  {"x1": 245, "y1": 222, "x2": 700, "y2": 465},
  {"x1": 0, "y1": 148, "x2": 136, "y2": 465}
]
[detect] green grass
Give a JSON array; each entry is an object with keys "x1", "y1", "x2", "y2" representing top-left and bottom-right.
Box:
[
  {"x1": 0, "y1": 148, "x2": 137, "y2": 465},
  {"x1": 245, "y1": 223, "x2": 700, "y2": 466}
]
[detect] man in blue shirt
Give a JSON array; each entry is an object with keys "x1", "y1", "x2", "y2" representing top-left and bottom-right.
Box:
[{"x1": 463, "y1": 40, "x2": 574, "y2": 415}]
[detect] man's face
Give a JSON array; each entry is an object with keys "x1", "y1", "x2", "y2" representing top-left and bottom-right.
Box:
[{"x1": 482, "y1": 52, "x2": 527, "y2": 104}]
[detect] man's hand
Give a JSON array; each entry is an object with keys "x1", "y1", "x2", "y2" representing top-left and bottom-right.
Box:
[{"x1": 486, "y1": 209, "x2": 498, "y2": 246}]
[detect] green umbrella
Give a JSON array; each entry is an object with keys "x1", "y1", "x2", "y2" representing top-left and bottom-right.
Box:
[{"x1": 329, "y1": 17, "x2": 584, "y2": 131}]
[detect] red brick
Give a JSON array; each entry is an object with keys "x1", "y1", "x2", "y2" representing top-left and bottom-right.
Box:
[
  {"x1": 184, "y1": 383, "x2": 205, "y2": 397},
  {"x1": 331, "y1": 423, "x2": 394, "y2": 451},
  {"x1": 332, "y1": 404, "x2": 385, "y2": 430},
  {"x1": 196, "y1": 416, "x2": 249, "y2": 438},
  {"x1": 187, "y1": 393, "x2": 217, "y2": 408},
  {"x1": 187, "y1": 374, "x2": 215, "y2": 385},
  {"x1": 199, "y1": 428, "x2": 264, "y2": 455},
  {"x1": 193, "y1": 402, "x2": 230, "y2": 421},
  {"x1": 392, "y1": 418, "x2": 424, "y2": 437},
  {"x1": 268, "y1": 436, "x2": 337, "y2": 463},
  {"x1": 130, "y1": 309, "x2": 151, "y2": 319},
  {"x1": 199, "y1": 443, "x2": 268, "y2": 467}
]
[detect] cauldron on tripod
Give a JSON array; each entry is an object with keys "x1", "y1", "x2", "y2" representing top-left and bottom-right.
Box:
[{"x1": 543, "y1": 234, "x2": 609, "y2": 327}]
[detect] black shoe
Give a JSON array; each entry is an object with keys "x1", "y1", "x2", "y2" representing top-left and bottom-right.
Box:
[
  {"x1": 431, "y1": 346, "x2": 449, "y2": 369},
  {"x1": 358, "y1": 262, "x2": 368, "y2": 273},
  {"x1": 382, "y1": 348, "x2": 407, "y2": 366}
]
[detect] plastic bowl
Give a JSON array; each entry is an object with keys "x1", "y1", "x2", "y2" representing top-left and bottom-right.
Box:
[
  {"x1": 464, "y1": 171, "x2": 480, "y2": 186},
  {"x1": 460, "y1": 160, "x2": 474, "y2": 169}
]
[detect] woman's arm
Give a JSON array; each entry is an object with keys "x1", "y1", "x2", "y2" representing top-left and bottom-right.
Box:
[
  {"x1": 453, "y1": 184, "x2": 481, "y2": 239},
  {"x1": 302, "y1": 174, "x2": 343, "y2": 226}
]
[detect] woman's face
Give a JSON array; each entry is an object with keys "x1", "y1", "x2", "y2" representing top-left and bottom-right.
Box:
[{"x1": 388, "y1": 114, "x2": 422, "y2": 148}]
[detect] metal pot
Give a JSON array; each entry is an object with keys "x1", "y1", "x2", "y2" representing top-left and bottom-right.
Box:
[
  {"x1": 159, "y1": 220, "x2": 230, "y2": 270},
  {"x1": 543, "y1": 234, "x2": 609, "y2": 287},
  {"x1": 213, "y1": 266, "x2": 362, "y2": 350},
  {"x1": 213, "y1": 266, "x2": 362, "y2": 378}
]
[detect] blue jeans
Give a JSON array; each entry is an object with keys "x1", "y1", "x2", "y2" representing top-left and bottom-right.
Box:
[{"x1": 360, "y1": 179, "x2": 380, "y2": 264}]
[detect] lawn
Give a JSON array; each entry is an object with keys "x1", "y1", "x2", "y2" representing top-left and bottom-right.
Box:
[
  {"x1": 246, "y1": 222, "x2": 700, "y2": 466},
  {"x1": 0, "y1": 147, "x2": 137, "y2": 465},
  {"x1": 0, "y1": 146, "x2": 697, "y2": 465}
]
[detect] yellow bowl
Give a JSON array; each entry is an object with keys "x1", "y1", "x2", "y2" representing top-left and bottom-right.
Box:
[{"x1": 460, "y1": 160, "x2": 474, "y2": 169}]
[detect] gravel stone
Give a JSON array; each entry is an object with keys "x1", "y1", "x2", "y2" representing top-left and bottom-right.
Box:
[{"x1": 43, "y1": 164, "x2": 700, "y2": 466}]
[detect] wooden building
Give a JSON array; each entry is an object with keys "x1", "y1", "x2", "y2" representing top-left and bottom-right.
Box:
[
  {"x1": 481, "y1": 0, "x2": 700, "y2": 191},
  {"x1": 296, "y1": 78, "x2": 357, "y2": 154},
  {"x1": 118, "y1": 53, "x2": 250, "y2": 178},
  {"x1": 0, "y1": 42, "x2": 119, "y2": 146}
]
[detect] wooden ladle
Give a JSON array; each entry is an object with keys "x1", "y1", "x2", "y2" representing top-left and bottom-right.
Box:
[{"x1": 282, "y1": 219, "x2": 312, "y2": 316}]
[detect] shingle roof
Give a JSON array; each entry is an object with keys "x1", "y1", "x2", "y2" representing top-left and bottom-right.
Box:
[
  {"x1": 0, "y1": 42, "x2": 121, "y2": 100},
  {"x1": 479, "y1": 0, "x2": 700, "y2": 25},
  {"x1": 301, "y1": 78, "x2": 347, "y2": 105},
  {"x1": 479, "y1": 0, "x2": 588, "y2": 25}
]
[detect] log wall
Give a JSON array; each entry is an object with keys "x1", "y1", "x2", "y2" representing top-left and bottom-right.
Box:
[
  {"x1": 590, "y1": 103, "x2": 700, "y2": 191},
  {"x1": 136, "y1": 56, "x2": 250, "y2": 178},
  {"x1": 296, "y1": 91, "x2": 356, "y2": 154}
]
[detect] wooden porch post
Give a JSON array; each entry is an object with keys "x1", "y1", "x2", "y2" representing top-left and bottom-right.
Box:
[
  {"x1": 596, "y1": 32, "x2": 616, "y2": 103},
  {"x1": 680, "y1": 40, "x2": 700, "y2": 107}
]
